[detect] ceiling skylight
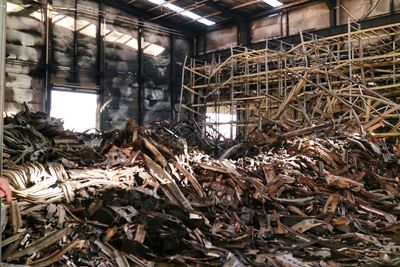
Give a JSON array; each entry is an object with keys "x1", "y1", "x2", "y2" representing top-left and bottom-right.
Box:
[
  {"x1": 146, "y1": 0, "x2": 215, "y2": 26},
  {"x1": 263, "y1": 0, "x2": 283, "y2": 8}
]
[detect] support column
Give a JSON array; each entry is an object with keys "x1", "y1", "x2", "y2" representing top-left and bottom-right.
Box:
[
  {"x1": 285, "y1": 12, "x2": 289, "y2": 36},
  {"x1": 238, "y1": 21, "x2": 250, "y2": 46},
  {"x1": 169, "y1": 34, "x2": 176, "y2": 120},
  {"x1": 98, "y1": 0, "x2": 105, "y2": 130},
  {"x1": 0, "y1": 0, "x2": 6, "y2": 177},
  {"x1": 73, "y1": 0, "x2": 78, "y2": 85},
  {"x1": 138, "y1": 20, "x2": 144, "y2": 125},
  {"x1": 390, "y1": 0, "x2": 394, "y2": 14},
  {"x1": 325, "y1": 0, "x2": 337, "y2": 27},
  {"x1": 45, "y1": 0, "x2": 53, "y2": 113}
]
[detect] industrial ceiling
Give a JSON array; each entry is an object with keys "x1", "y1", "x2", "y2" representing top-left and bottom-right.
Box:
[{"x1": 111, "y1": 0, "x2": 320, "y2": 33}]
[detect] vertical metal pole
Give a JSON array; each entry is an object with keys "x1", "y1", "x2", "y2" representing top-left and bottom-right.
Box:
[
  {"x1": 0, "y1": 0, "x2": 6, "y2": 174},
  {"x1": 137, "y1": 19, "x2": 144, "y2": 126},
  {"x1": 73, "y1": 0, "x2": 78, "y2": 85},
  {"x1": 169, "y1": 34, "x2": 176, "y2": 120},
  {"x1": 98, "y1": 0, "x2": 105, "y2": 130},
  {"x1": 0, "y1": 0, "x2": 6, "y2": 261},
  {"x1": 265, "y1": 39, "x2": 269, "y2": 118},
  {"x1": 230, "y1": 60, "x2": 234, "y2": 139},
  {"x1": 393, "y1": 37, "x2": 396, "y2": 85},
  {"x1": 177, "y1": 56, "x2": 187, "y2": 122},
  {"x1": 45, "y1": 0, "x2": 53, "y2": 113},
  {"x1": 348, "y1": 18, "x2": 353, "y2": 116}
]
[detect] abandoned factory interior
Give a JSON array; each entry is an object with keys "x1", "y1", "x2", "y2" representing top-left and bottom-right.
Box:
[{"x1": 1, "y1": 0, "x2": 400, "y2": 266}]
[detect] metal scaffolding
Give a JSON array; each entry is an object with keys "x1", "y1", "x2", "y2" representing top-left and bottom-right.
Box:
[{"x1": 179, "y1": 20, "x2": 400, "y2": 140}]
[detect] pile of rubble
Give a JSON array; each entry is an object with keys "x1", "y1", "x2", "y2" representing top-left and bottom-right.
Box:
[{"x1": 1, "y1": 108, "x2": 400, "y2": 266}]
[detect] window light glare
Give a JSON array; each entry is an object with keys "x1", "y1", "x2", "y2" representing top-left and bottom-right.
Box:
[
  {"x1": 263, "y1": 0, "x2": 283, "y2": 8},
  {"x1": 145, "y1": 0, "x2": 215, "y2": 26},
  {"x1": 143, "y1": 43, "x2": 165, "y2": 56},
  {"x1": 198, "y1": 18, "x2": 215, "y2": 26},
  {"x1": 164, "y1": 3, "x2": 183, "y2": 12},
  {"x1": 147, "y1": 0, "x2": 165, "y2": 5},
  {"x1": 181, "y1": 10, "x2": 201, "y2": 20}
]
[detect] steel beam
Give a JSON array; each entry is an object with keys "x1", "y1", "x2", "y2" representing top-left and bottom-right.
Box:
[
  {"x1": 73, "y1": 0, "x2": 78, "y2": 85},
  {"x1": 98, "y1": 0, "x2": 105, "y2": 131},
  {"x1": 0, "y1": 0, "x2": 6, "y2": 180},
  {"x1": 325, "y1": 0, "x2": 337, "y2": 27},
  {"x1": 169, "y1": 34, "x2": 176, "y2": 120},
  {"x1": 138, "y1": 21, "x2": 144, "y2": 126},
  {"x1": 204, "y1": 0, "x2": 245, "y2": 23},
  {"x1": 104, "y1": 0, "x2": 197, "y2": 37},
  {"x1": 44, "y1": 0, "x2": 53, "y2": 113},
  {"x1": 204, "y1": 1, "x2": 250, "y2": 46}
]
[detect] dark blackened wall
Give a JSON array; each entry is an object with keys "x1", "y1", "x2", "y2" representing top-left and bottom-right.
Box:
[
  {"x1": 5, "y1": 0, "x2": 46, "y2": 113},
  {"x1": 143, "y1": 26, "x2": 170, "y2": 124},
  {"x1": 5, "y1": 0, "x2": 193, "y2": 130},
  {"x1": 172, "y1": 36, "x2": 191, "y2": 113},
  {"x1": 102, "y1": 6, "x2": 139, "y2": 130},
  {"x1": 52, "y1": 0, "x2": 75, "y2": 85},
  {"x1": 51, "y1": 0, "x2": 99, "y2": 87},
  {"x1": 77, "y1": 0, "x2": 98, "y2": 87}
]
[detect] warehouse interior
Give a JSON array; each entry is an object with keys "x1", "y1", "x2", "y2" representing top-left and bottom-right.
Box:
[{"x1": 1, "y1": 0, "x2": 400, "y2": 266}]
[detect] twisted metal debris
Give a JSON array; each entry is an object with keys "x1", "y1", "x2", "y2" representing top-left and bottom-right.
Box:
[{"x1": 1, "y1": 108, "x2": 400, "y2": 266}]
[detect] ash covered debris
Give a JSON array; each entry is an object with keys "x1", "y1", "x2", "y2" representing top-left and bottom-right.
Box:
[{"x1": 1, "y1": 107, "x2": 400, "y2": 266}]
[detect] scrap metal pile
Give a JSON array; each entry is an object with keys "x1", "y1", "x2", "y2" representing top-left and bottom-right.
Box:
[{"x1": 1, "y1": 108, "x2": 400, "y2": 266}]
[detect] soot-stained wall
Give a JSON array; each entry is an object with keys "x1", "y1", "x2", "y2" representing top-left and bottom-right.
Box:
[
  {"x1": 5, "y1": 0, "x2": 192, "y2": 131},
  {"x1": 52, "y1": 0, "x2": 99, "y2": 86},
  {"x1": 198, "y1": 0, "x2": 398, "y2": 55},
  {"x1": 52, "y1": 0, "x2": 75, "y2": 85},
  {"x1": 5, "y1": 0, "x2": 46, "y2": 113},
  {"x1": 143, "y1": 26, "x2": 170, "y2": 124},
  {"x1": 102, "y1": 6, "x2": 139, "y2": 130},
  {"x1": 77, "y1": 0, "x2": 98, "y2": 88},
  {"x1": 172, "y1": 36, "x2": 191, "y2": 113}
]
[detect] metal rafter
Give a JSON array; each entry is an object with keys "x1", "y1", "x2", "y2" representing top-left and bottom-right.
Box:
[
  {"x1": 204, "y1": 0, "x2": 246, "y2": 22},
  {"x1": 104, "y1": 0, "x2": 199, "y2": 36},
  {"x1": 147, "y1": 0, "x2": 209, "y2": 22}
]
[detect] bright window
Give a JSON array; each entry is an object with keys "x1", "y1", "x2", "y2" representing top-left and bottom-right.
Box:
[
  {"x1": 206, "y1": 106, "x2": 237, "y2": 140},
  {"x1": 50, "y1": 90, "x2": 98, "y2": 132}
]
